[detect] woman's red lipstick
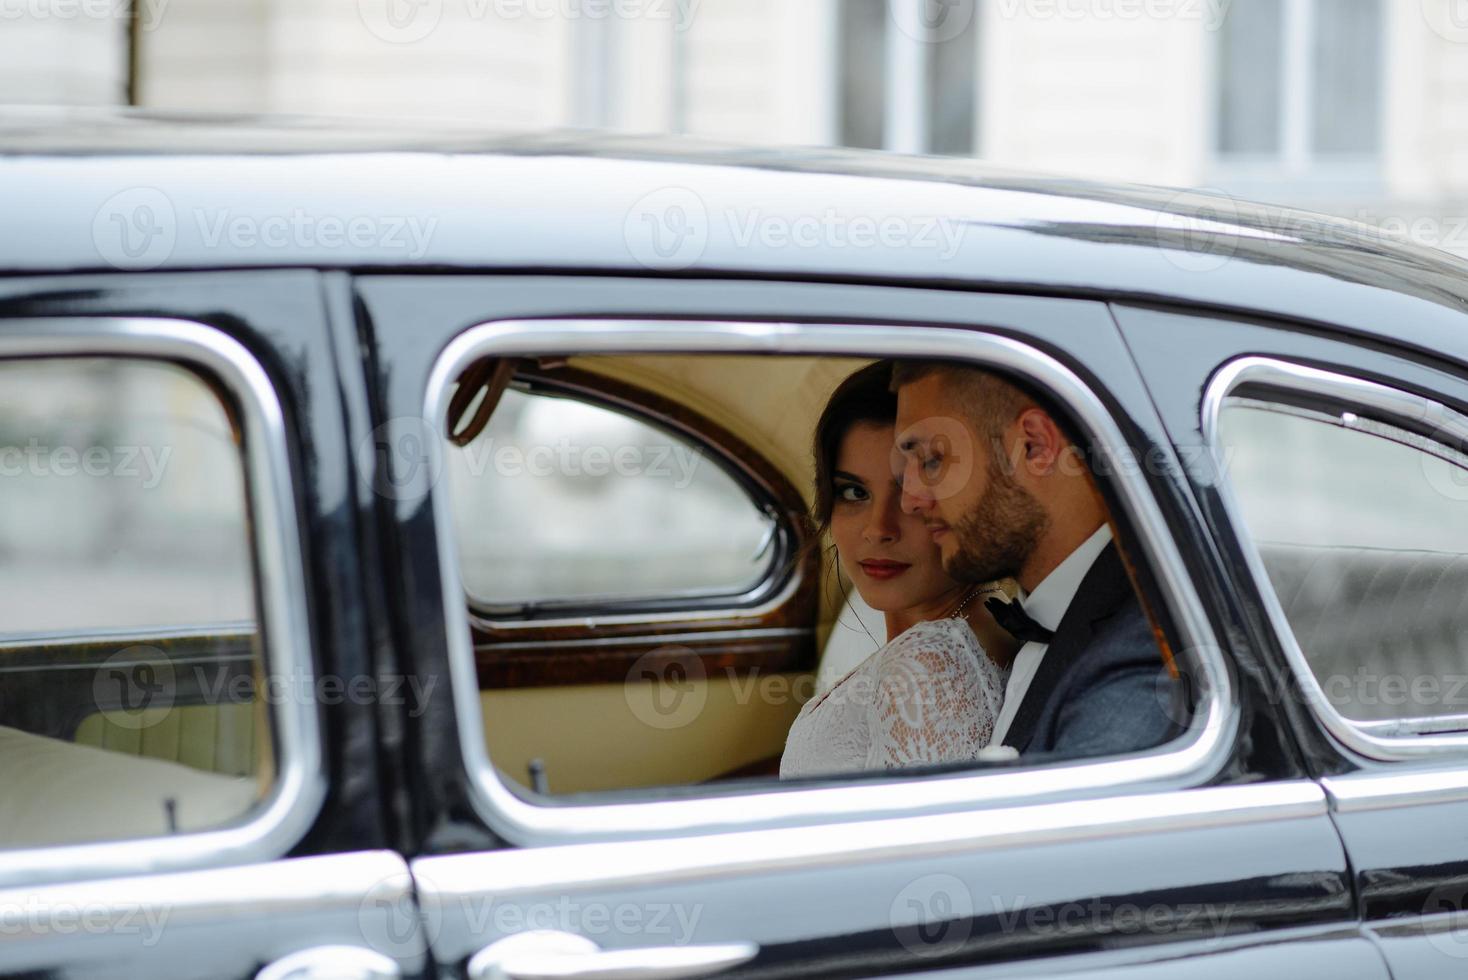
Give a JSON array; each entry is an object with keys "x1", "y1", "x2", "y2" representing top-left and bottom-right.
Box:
[{"x1": 859, "y1": 559, "x2": 911, "y2": 581}]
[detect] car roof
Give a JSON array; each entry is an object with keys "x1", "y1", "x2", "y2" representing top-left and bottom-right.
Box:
[{"x1": 5, "y1": 107, "x2": 1468, "y2": 358}]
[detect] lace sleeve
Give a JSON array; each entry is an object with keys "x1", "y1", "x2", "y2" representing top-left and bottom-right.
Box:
[{"x1": 863, "y1": 619, "x2": 1009, "y2": 771}]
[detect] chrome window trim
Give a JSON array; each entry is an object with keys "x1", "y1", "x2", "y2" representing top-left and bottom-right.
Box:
[
  {"x1": 0, "y1": 850, "x2": 425, "y2": 970},
  {"x1": 0, "y1": 850, "x2": 409, "y2": 933},
  {"x1": 1356, "y1": 714, "x2": 1468, "y2": 737},
  {"x1": 1202, "y1": 355, "x2": 1468, "y2": 763},
  {"x1": 413, "y1": 780, "x2": 1324, "y2": 898},
  {"x1": 1323, "y1": 767, "x2": 1468, "y2": 813},
  {"x1": 425, "y1": 318, "x2": 1236, "y2": 845},
  {"x1": 457, "y1": 378, "x2": 792, "y2": 621},
  {"x1": 0, "y1": 317, "x2": 325, "y2": 887}
]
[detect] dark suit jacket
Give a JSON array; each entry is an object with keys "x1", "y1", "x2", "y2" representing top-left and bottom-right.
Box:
[{"x1": 999, "y1": 543, "x2": 1183, "y2": 760}]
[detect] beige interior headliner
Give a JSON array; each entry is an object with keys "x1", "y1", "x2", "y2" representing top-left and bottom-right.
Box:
[{"x1": 569, "y1": 354, "x2": 871, "y2": 508}]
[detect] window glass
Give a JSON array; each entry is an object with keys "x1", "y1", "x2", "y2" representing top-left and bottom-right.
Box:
[
  {"x1": 839, "y1": 0, "x2": 888, "y2": 150},
  {"x1": 925, "y1": 7, "x2": 978, "y2": 156},
  {"x1": 1312, "y1": 0, "x2": 1381, "y2": 156},
  {"x1": 0, "y1": 359, "x2": 253, "y2": 634},
  {"x1": 441, "y1": 351, "x2": 1187, "y2": 804},
  {"x1": 1216, "y1": 0, "x2": 1283, "y2": 156},
  {"x1": 0, "y1": 357, "x2": 267, "y2": 849},
  {"x1": 1219, "y1": 397, "x2": 1468, "y2": 731},
  {"x1": 448, "y1": 386, "x2": 777, "y2": 611},
  {"x1": 1216, "y1": 0, "x2": 1382, "y2": 162}
]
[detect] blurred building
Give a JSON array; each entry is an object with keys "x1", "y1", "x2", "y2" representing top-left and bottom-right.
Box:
[{"x1": 7, "y1": 0, "x2": 1468, "y2": 253}]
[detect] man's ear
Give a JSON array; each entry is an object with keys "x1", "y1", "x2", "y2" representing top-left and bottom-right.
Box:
[{"x1": 1015, "y1": 408, "x2": 1066, "y2": 476}]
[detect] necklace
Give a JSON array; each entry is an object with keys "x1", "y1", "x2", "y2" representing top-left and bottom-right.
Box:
[{"x1": 946, "y1": 583, "x2": 1007, "y2": 620}]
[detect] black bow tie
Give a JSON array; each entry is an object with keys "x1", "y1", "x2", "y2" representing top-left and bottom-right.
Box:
[{"x1": 985, "y1": 597, "x2": 1055, "y2": 646}]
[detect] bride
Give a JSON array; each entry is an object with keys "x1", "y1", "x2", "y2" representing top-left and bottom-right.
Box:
[{"x1": 780, "y1": 361, "x2": 1018, "y2": 779}]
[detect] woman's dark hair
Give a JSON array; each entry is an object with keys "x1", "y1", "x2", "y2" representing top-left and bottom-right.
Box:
[{"x1": 810, "y1": 360, "x2": 897, "y2": 540}]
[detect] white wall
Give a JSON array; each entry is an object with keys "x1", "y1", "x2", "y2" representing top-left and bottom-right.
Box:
[
  {"x1": 14, "y1": 0, "x2": 1468, "y2": 238},
  {"x1": 135, "y1": 0, "x2": 269, "y2": 111},
  {"x1": 677, "y1": 0, "x2": 833, "y2": 144},
  {"x1": 136, "y1": 0, "x2": 829, "y2": 135},
  {"x1": 0, "y1": 16, "x2": 125, "y2": 105},
  {"x1": 141, "y1": 0, "x2": 572, "y2": 125},
  {"x1": 1389, "y1": 0, "x2": 1468, "y2": 199},
  {"x1": 978, "y1": 2, "x2": 1207, "y2": 186}
]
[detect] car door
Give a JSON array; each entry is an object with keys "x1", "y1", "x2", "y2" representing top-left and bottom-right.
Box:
[
  {"x1": 0, "y1": 271, "x2": 425, "y2": 979},
  {"x1": 1115, "y1": 301, "x2": 1468, "y2": 980},
  {"x1": 360, "y1": 274, "x2": 1387, "y2": 979}
]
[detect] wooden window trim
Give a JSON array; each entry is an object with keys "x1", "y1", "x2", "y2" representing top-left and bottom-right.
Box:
[{"x1": 464, "y1": 362, "x2": 820, "y2": 689}]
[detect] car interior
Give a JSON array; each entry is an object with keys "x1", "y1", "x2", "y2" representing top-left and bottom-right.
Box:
[
  {"x1": 24, "y1": 342, "x2": 1468, "y2": 840},
  {"x1": 448, "y1": 353, "x2": 847, "y2": 794},
  {"x1": 441, "y1": 352, "x2": 1188, "y2": 797},
  {"x1": 0, "y1": 356, "x2": 270, "y2": 848},
  {"x1": 0, "y1": 347, "x2": 1255, "y2": 845}
]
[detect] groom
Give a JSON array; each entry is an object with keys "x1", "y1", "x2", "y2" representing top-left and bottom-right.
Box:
[{"x1": 891, "y1": 361, "x2": 1181, "y2": 759}]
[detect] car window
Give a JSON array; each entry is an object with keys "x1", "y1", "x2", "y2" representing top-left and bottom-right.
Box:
[
  {"x1": 1218, "y1": 395, "x2": 1468, "y2": 736},
  {"x1": 432, "y1": 346, "x2": 1195, "y2": 815},
  {"x1": 448, "y1": 385, "x2": 778, "y2": 613},
  {"x1": 0, "y1": 356, "x2": 269, "y2": 849},
  {"x1": 1, "y1": 359, "x2": 254, "y2": 635}
]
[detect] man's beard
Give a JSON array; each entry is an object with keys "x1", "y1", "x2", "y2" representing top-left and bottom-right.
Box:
[{"x1": 944, "y1": 457, "x2": 1049, "y2": 583}]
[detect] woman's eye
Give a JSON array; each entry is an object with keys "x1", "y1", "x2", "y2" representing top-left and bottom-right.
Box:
[
  {"x1": 836, "y1": 484, "x2": 868, "y2": 503},
  {"x1": 922, "y1": 455, "x2": 944, "y2": 475}
]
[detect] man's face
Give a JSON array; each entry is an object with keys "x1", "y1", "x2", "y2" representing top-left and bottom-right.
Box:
[{"x1": 895, "y1": 374, "x2": 1050, "y2": 582}]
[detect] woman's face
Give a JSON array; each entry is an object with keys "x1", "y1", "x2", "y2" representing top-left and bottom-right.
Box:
[{"x1": 828, "y1": 422, "x2": 961, "y2": 613}]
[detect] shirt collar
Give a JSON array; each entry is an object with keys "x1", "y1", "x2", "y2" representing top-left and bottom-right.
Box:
[{"x1": 1018, "y1": 524, "x2": 1113, "y2": 633}]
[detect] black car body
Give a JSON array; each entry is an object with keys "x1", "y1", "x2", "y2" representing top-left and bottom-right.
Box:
[{"x1": 2, "y1": 108, "x2": 1468, "y2": 980}]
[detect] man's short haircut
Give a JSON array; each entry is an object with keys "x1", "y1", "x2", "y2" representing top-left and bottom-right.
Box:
[{"x1": 889, "y1": 360, "x2": 1036, "y2": 439}]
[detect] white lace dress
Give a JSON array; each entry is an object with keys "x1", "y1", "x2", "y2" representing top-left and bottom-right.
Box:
[{"x1": 779, "y1": 617, "x2": 1010, "y2": 779}]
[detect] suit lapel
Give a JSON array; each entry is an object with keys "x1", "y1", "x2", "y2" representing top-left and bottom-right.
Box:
[{"x1": 1001, "y1": 544, "x2": 1130, "y2": 751}]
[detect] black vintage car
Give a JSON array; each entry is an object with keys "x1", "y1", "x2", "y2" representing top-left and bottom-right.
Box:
[{"x1": 2, "y1": 108, "x2": 1468, "y2": 980}]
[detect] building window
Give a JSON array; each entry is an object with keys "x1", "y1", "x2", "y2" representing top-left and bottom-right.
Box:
[
  {"x1": 838, "y1": 0, "x2": 979, "y2": 155},
  {"x1": 840, "y1": 0, "x2": 889, "y2": 149},
  {"x1": 1215, "y1": 0, "x2": 1382, "y2": 170},
  {"x1": 570, "y1": 14, "x2": 622, "y2": 128}
]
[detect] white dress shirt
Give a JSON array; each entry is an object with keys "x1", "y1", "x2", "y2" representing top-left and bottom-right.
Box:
[{"x1": 988, "y1": 524, "x2": 1114, "y2": 747}]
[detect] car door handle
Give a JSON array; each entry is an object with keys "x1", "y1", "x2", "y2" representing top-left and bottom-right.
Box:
[
  {"x1": 467, "y1": 929, "x2": 758, "y2": 980},
  {"x1": 256, "y1": 945, "x2": 403, "y2": 980}
]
